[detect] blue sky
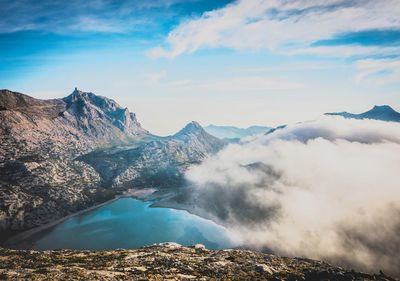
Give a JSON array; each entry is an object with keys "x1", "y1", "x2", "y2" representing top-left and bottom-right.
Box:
[{"x1": 0, "y1": 0, "x2": 399, "y2": 135}]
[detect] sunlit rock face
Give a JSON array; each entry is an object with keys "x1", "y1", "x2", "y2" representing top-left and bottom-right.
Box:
[{"x1": 62, "y1": 88, "x2": 147, "y2": 138}]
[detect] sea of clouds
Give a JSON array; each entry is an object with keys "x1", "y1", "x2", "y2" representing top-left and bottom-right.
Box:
[{"x1": 185, "y1": 116, "x2": 400, "y2": 275}]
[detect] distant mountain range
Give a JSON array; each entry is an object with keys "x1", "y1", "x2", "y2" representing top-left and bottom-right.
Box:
[
  {"x1": 204, "y1": 124, "x2": 271, "y2": 141},
  {"x1": 325, "y1": 105, "x2": 400, "y2": 122},
  {"x1": 0, "y1": 89, "x2": 223, "y2": 236}
]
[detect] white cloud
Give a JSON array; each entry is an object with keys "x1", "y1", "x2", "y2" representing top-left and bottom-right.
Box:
[
  {"x1": 168, "y1": 75, "x2": 304, "y2": 92},
  {"x1": 144, "y1": 70, "x2": 167, "y2": 83},
  {"x1": 355, "y1": 59, "x2": 400, "y2": 85},
  {"x1": 148, "y1": 0, "x2": 400, "y2": 59},
  {"x1": 185, "y1": 117, "x2": 400, "y2": 276}
]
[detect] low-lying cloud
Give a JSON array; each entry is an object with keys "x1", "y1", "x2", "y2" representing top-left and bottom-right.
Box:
[{"x1": 185, "y1": 117, "x2": 400, "y2": 276}]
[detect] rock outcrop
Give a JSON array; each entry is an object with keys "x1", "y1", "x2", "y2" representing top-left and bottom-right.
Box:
[{"x1": 0, "y1": 243, "x2": 396, "y2": 280}]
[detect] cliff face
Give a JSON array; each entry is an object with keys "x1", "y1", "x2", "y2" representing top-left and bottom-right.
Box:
[
  {"x1": 0, "y1": 243, "x2": 396, "y2": 281},
  {"x1": 0, "y1": 89, "x2": 148, "y2": 162},
  {"x1": 0, "y1": 89, "x2": 150, "y2": 235},
  {"x1": 0, "y1": 89, "x2": 224, "y2": 235}
]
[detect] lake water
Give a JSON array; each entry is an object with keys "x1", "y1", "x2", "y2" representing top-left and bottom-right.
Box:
[{"x1": 32, "y1": 197, "x2": 239, "y2": 250}]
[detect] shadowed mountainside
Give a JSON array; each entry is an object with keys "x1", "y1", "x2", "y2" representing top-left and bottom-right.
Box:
[{"x1": 325, "y1": 105, "x2": 400, "y2": 122}]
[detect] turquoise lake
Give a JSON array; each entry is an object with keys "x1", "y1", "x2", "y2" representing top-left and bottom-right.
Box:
[{"x1": 32, "y1": 198, "x2": 238, "y2": 250}]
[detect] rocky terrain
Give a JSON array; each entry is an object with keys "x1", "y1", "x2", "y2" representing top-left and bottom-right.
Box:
[
  {"x1": 78, "y1": 121, "x2": 224, "y2": 188},
  {"x1": 0, "y1": 89, "x2": 223, "y2": 238},
  {"x1": 0, "y1": 243, "x2": 396, "y2": 281}
]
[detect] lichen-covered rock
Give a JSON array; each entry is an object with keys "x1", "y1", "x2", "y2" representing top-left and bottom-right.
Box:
[{"x1": 0, "y1": 244, "x2": 397, "y2": 281}]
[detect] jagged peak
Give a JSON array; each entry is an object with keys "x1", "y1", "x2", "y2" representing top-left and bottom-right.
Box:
[
  {"x1": 183, "y1": 121, "x2": 202, "y2": 130},
  {"x1": 175, "y1": 121, "x2": 203, "y2": 135},
  {"x1": 63, "y1": 89, "x2": 123, "y2": 113},
  {"x1": 169, "y1": 121, "x2": 207, "y2": 140},
  {"x1": 65, "y1": 88, "x2": 97, "y2": 102},
  {"x1": 60, "y1": 88, "x2": 147, "y2": 134}
]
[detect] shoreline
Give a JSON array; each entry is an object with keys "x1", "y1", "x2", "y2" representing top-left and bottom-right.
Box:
[
  {"x1": 2, "y1": 188, "x2": 219, "y2": 250},
  {"x1": 3, "y1": 196, "x2": 123, "y2": 249},
  {"x1": 3, "y1": 188, "x2": 157, "y2": 249}
]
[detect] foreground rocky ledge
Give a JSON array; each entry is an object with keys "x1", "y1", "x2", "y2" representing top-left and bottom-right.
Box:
[{"x1": 0, "y1": 243, "x2": 396, "y2": 281}]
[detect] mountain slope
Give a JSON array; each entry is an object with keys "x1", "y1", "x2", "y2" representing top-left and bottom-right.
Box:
[
  {"x1": 78, "y1": 121, "x2": 224, "y2": 188},
  {"x1": 325, "y1": 105, "x2": 400, "y2": 122},
  {"x1": 0, "y1": 89, "x2": 150, "y2": 235},
  {"x1": 0, "y1": 88, "x2": 148, "y2": 161},
  {"x1": 0, "y1": 90, "x2": 223, "y2": 236},
  {"x1": 205, "y1": 124, "x2": 271, "y2": 140}
]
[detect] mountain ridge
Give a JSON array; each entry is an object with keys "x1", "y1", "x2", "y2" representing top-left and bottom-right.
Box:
[
  {"x1": 0, "y1": 89, "x2": 223, "y2": 236},
  {"x1": 325, "y1": 105, "x2": 400, "y2": 122},
  {"x1": 204, "y1": 124, "x2": 272, "y2": 140}
]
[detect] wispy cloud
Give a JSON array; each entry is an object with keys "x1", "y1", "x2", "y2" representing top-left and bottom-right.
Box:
[
  {"x1": 144, "y1": 70, "x2": 167, "y2": 83},
  {"x1": 0, "y1": 0, "x2": 219, "y2": 34},
  {"x1": 148, "y1": 0, "x2": 400, "y2": 59},
  {"x1": 355, "y1": 59, "x2": 400, "y2": 85},
  {"x1": 200, "y1": 76, "x2": 304, "y2": 92},
  {"x1": 159, "y1": 75, "x2": 304, "y2": 92}
]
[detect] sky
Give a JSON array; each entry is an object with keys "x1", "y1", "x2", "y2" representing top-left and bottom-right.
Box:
[{"x1": 0, "y1": 0, "x2": 399, "y2": 135}]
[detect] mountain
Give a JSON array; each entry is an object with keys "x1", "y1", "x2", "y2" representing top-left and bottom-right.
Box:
[
  {"x1": 204, "y1": 124, "x2": 271, "y2": 140},
  {"x1": 78, "y1": 121, "x2": 224, "y2": 188},
  {"x1": 325, "y1": 105, "x2": 400, "y2": 122},
  {"x1": 0, "y1": 89, "x2": 222, "y2": 237},
  {"x1": 0, "y1": 88, "x2": 150, "y2": 236},
  {"x1": 61, "y1": 88, "x2": 148, "y2": 138},
  {"x1": 0, "y1": 88, "x2": 148, "y2": 162}
]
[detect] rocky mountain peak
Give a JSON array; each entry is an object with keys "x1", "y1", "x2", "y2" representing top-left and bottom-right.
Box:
[
  {"x1": 371, "y1": 105, "x2": 396, "y2": 113},
  {"x1": 63, "y1": 88, "x2": 120, "y2": 113},
  {"x1": 173, "y1": 121, "x2": 204, "y2": 139},
  {"x1": 325, "y1": 105, "x2": 400, "y2": 122},
  {"x1": 62, "y1": 88, "x2": 147, "y2": 135}
]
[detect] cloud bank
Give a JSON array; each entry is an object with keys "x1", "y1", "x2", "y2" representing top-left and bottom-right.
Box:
[
  {"x1": 148, "y1": 0, "x2": 400, "y2": 84},
  {"x1": 149, "y1": 0, "x2": 400, "y2": 58},
  {"x1": 184, "y1": 117, "x2": 400, "y2": 276}
]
